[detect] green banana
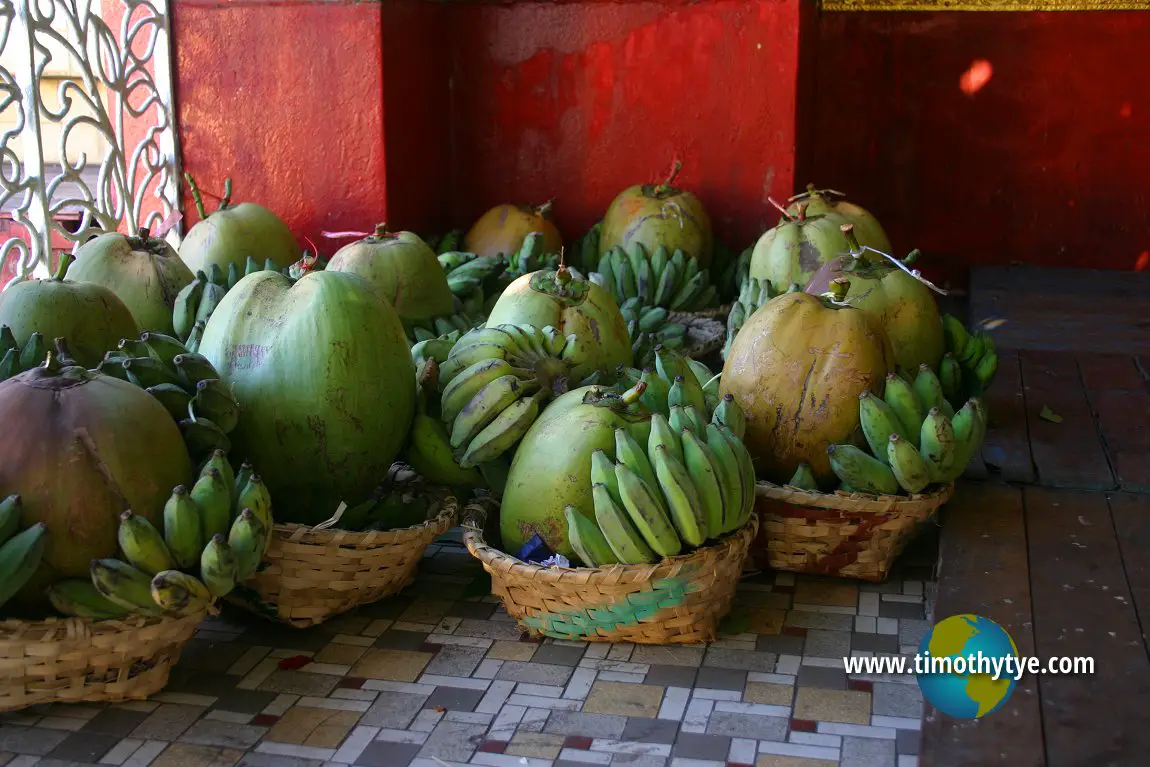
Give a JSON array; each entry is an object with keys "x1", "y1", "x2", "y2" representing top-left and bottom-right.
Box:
[
  {"x1": 787, "y1": 463, "x2": 819, "y2": 492},
  {"x1": 592, "y1": 482, "x2": 656, "y2": 565},
  {"x1": 208, "y1": 263, "x2": 225, "y2": 286},
  {"x1": 712, "y1": 394, "x2": 745, "y2": 439},
  {"x1": 458, "y1": 391, "x2": 542, "y2": 468},
  {"x1": 440, "y1": 358, "x2": 519, "y2": 424},
  {"x1": 173, "y1": 274, "x2": 206, "y2": 340},
  {"x1": 615, "y1": 428, "x2": 664, "y2": 511},
  {"x1": 0, "y1": 325, "x2": 16, "y2": 354},
  {"x1": 90, "y1": 558, "x2": 164, "y2": 615},
  {"x1": 958, "y1": 333, "x2": 984, "y2": 367},
  {"x1": 0, "y1": 522, "x2": 48, "y2": 609},
  {"x1": 886, "y1": 433, "x2": 931, "y2": 494},
  {"x1": 265, "y1": 258, "x2": 279, "y2": 273},
  {"x1": 938, "y1": 399, "x2": 982, "y2": 482},
  {"x1": 200, "y1": 534, "x2": 239, "y2": 598},
  {"x1": 542, "y1": 326, "x2": 566, "y2": 357},
  {"x1": 668, "y1": 374, "x2": 707, "y2": 414},
  {"x1": 668, "y1": 405, "x2": 695, "y2": 436},
  {"x1": 450, "y1": 375, "x2": 528, "y2": 449},
  {"x1": 565, "y1": 505, "x2": 619, "y2": 568},
  {"x1": 185, "y1": 321, "x2": 206, "y2": 354},
  {"x1": 653, "y1": 260, "x2": 679, "y2": 307},
  {"x1": 226, "y1": 262, "x2": 240, "y2": 289},
  {"x1": 201, "y1": 449, "x2": 236, "y2": 501},
  {"x1": 0, "y1": 494, "x2": 22, "y2": 544},
  {"x1": 859, "y1": 390, "x2": 910, "y2": 464},
  {"x1": 0, "y1": 348, "x2": 17, "y2": 381},
  {"x1": 686, "y1": 359, "x2": 713, "y2": 388},
  {"x1": 150, "y1": 569, "x2": 213, "y2": 615},
  {"x1": 635, "y1": 254, "x2": 652, "y2": 304},
  {"x1": 406, "y1": 396, "x2": 486, "y2": 489},
  {"x1": 18, "y1": 332, "x2": 46, "y2": 371},
  {"x1": 438, "y1": 342, "x2": 516, "y2": 386},
  {"x1": 614, "y1": 247, "x2": 638, "y2": 299},
  {"x1": 194, "y1": 282, "x2": 227, "y2": 326},
  {"x1": 591, "y1": 449, "x2": 623, "y2": 504},
  {"x1": 919, "y1": 407, "x2": 957, "y2": 483},
  {"x1": 655, "y1": 345, "x2": 693, "y2": 386},
  {"x1": 191, "y1": 378, "x2": 239, "y2": 433},
  {"x1": 123, "y1": 356, "x2": 181, "y2": 389},
  {"x1": 684, "y1": 406, "x2": 710, "y2": 437},
  {"x1": 47, "y1": 579, "x2": 131, "y2": 620},
  {"x1": 638, "y1": 368, "x2": 670, "y2": 414},
  {"x1": 638, "y1": 306, "x2": 668, "y2": 333},
  {"x1": 140, "y1": 332, "x2": 188, "y2": 367},
  {"x1": 939, "y1": 353, "x2": 963, "y2": 407},
  {"x1": 244, "y1": 256, "x2": 260, "y2": 276},
  {"x1": 146, "y1": 383, "x2": 193, "y2": 421},
  {"x1": 163, "y1": 485, "x2": 203, "y2": 570},
  {"x1": 670, "y1": 271, "x2": 708, "y2": 311},
  {"x1": 179, "y1": 416, "x2": 231, "y2": 461},
  {"x1": 192, "y1": 468, "x2": 233, "y2": 542},
  {"x1": 596, "y1": 251, "x2": 618, "y2": 298},
  {"x1": 975, "y1": 351, "x2": 998, "y2": 390},
  {"x1": 680, "y1": 430, "x2": 725, "y2": 538},
  {"x1": 615, "y1": 463, "x2": 681, "y2": 558},
  {"x1": 411, "y1": 337, "x2": 457, "y2": 366},
  {"x1": 883, "y1": 373, "x2": 924, "y2": 449},
  {"x1": 941, "y1": 314, "x2": 970, "y2": 358},
  {"x1": 228, "y1": 509, "x2": 267, "y2": 581},
  {"x1": 648, "y1": 412, "x2": 683, "y2": 466},
  {"x1": 705, "y1": 424, "x2": 746, "y2": 533},
  {"x1": 827, "y1": 444, "x2": 900, "y2": 496},
  {"x1": 650, "y1": 246, "x2": 669, "y2": 286},
  {"x1": 719, "y1": 425, "x2": 756, "y2": 530},
  {"x1": 173, "y1": 353, "x2": 220, "y2": 389},
  {"x1": 233, "y1": 461, "x2": 253, "y2": 504},
  {"x1": 913, "y1": 364, "x2": 946, "y2": 413},
  {"x1": 234, "y1": 473, "x2": 273, "y2": 534},
  {"x1": 653, "y1": 441, "x2": 707, "y2": 546},
  {"x1": 117, "y1": 510, "x2": 175, "y2": 575},
  {"x1": 119, "y1": 337, "x2": 150, "y2": 359}
]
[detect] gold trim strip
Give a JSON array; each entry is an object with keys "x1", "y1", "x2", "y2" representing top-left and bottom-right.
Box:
[{"x1": 822, "y1": 0, "x2": 1150, "y2": 10}]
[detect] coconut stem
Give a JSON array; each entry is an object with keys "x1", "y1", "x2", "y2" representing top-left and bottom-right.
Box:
[
  {"x1": 767, "y1": 197, "x2": 794, "y2": 221},
  {"x1": 796, "y1": 202, "x2": 809, "y2": 222},
  {"x1": 828, "y1": 278, "x2": 850, "y2": 303},
  {"x1": 41, "y1": 350, "x2": 58, "y2": 373},
  {"x1": 52, "y1": 252, "x2": 75, "y2": 281},
  {"x1": 139, "y1": 227, "x2": 151, "y2": 241},
  {"x1": 656, "y1": 159, "x2": 682, "y2": 194},
  {"x1": 373, "y1": 222, "x2": 389, "y2": 237},
  {"x1": 620, "y1": 380, "x2": 648, "y2": 405},
  {"x1": 903, "y1": 249, "x2": 920, "y2": 266},
  {"x1": 839, "y1": 223, "x2": 864, "y2": 259},
  {"x1": 54, "y1": 337, "x2": 76, "y2": 367},
  {"x1": 536, "y1": 200, "x2": 554, "y2": 219},
  {"x1": 184, "y1": 172, "x2": 207, "y2": 219},
  {"x1": 555, "y1": 265, "x2": 572, "y2": 286},
  {"x1": 219, "y1": 179, "x2": 232, "y2": 210}
]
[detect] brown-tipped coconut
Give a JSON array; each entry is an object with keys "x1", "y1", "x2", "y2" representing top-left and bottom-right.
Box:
[
  {"x1": 720, "y1": 279, "x2": 894, "y2": 486},
  {"x1": 69, "y1": 227, "x2": 194, "y2": 334},
  {"x1": 325, "y1": 224, "x2": 454, "y2": 322},
  {"x1": 0, "y1": 355, "x2": 192, "y2": 608},
  {"x1": 464, "y1": 201, "x2": 563, "y2": 259},
  {"x1": 784, "y1": 184, "x2": 892, "y2": 255},
  {"x1": 599, "y1": 160, "x2": 713, "y2": 267}
]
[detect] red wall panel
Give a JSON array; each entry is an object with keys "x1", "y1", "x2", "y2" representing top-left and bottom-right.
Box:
[
  {"x1": 807, "y1": 11, "x2": 1150, "y2": 278},
  {"x1": 447, "y1": 0, "x2": 807, "y2": 248}
]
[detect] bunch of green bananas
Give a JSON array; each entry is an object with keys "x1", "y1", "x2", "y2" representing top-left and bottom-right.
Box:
[
  {"x1": 820, "y1": 365, "x2": 988, "y2": 496},
  {"x1": 564, "y1": 385, "x2": 756, "y2": 567},
  {"x1": 575, "y1": 222, "x2": 602, "y2": 273},
  {"x1": 430, "y1": 230, "x2": 465, "y2": 255},
  {"x1": 722, "y1": 277, "x2": 798, "y2": 360},
  {"x1": 618, "y1": 298, "x2": 688, "y2": 367},
  {"x1": 941, "y1": 314, "x2": 999, "y2": 403},
  {"x1": 593, "y1": 243, "x2": 719, "y2": 313},
  {"x1": 435, "y1": 323, "x2": 599, "y2": 470},
  {"x1": 616, "y1": 345, "x2": 722, "y2": 418},
  {"x1": 0, "y1": 326, "x2": 56, "y2": 382},
  {"x1": 406, "y1": 298, "x2": 486, "y2": 345},
  {"x1": 52, "y1": 452, "x2": 273, "y2": 621},
  {"x1": 438, "y1": 233, "x2": 567, "y2": 319},
  {"x1": 0, "y1": 495, "x2": 49, "y2": 613},
  {"x1": 88, "y1": 331, "x2": 239, "y2": 464},
  {"x1": 173, "y1": 258, "x2": 283, "y2": 346}
]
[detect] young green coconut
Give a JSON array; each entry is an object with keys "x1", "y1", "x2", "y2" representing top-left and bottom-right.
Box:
[
  {"x1": 326, "y1": 223, "x2": 454, "y2": 323},
  {"x1": 747, "y1": 200, "x2": 855, "y2": 290},
  {"x1": 179, "y1": 174, "x2": 300, "y2": 276},
  {"x1": 464, "y1": 200, "x2": 564, "y2": 260},
  {"x1": 69, "y1": 227, "x2": 194, "y2": 334},
  {"x1": 598, "y1": 160, "x2": 714, "y2": 268},
  {"x1": 785, "y1": 184, "x2": 892, "y2": 256}
]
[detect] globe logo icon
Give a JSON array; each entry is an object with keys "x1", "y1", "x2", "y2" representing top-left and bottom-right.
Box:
[{"x1": 916, "y1": 614, "x2": 1020, "y2": 719}]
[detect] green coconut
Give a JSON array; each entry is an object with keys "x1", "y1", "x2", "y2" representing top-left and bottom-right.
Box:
[
  {"x1": 178, "y1": 175, "x2": 299, "y2": 277},
  {"x1": 0, "y1": 356, "x2": 192, "y2": 609},
  {"x1": 325, "y1": 224, "x2": 454, "y2": 322},
  {"x1": 463, "y1": 201, "x2": 564, "y2": 260},
  {"x1": 599, "y1": 161, "x2": 714, "y2": 267},
  {"x1": 499, "y1": 385, "x2": 652, "y2": 558},
  {"x1": 0, "y1": 254, "x2": 138, "y2": 368},
  {"x1": 748, "y1": 202, "x2": 856, "y2": 290},
  {"x1": 68, "y1": 227, "x2": 193, "y2": 334},
  {"x1": 785, "y1": 184, "x2": 892, "y2": 255},
  {"x1": 197, "y1": 270, "x2": 416, "y2": 525},
  {"x1": 484, "y1": 266, "x2": 632, "y2": 381}
]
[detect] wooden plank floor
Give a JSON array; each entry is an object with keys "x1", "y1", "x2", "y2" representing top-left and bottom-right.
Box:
[{"x1": 922, "y1": 267, "x2": 1150, "y2": 767}]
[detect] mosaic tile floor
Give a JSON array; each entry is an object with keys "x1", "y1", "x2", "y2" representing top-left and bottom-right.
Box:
[{"x1": 0, "y1": 531, "x2": 939, "y2": 767}]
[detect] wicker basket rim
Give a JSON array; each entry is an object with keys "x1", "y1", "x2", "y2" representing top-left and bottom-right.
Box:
[
  {"x1": 271, "y1": 494, "x2": 458, "y2": 546},
  {"x1": 755, "y1": 479, "x2": 954, "y2": 512},
  {"x1": 670, "y1": 303, "x2": 732, "y2": 320},
  {"x1": 0, "y1": 608, "x2": 206, "y2": 643},
  {"x1": 461, "y1": 502, "x2": 758, "y2": 584}
]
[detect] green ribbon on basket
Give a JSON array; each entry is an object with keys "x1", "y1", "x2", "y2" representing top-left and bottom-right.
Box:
[{"x1": 522, "y1": 569, "x2": 700, "y2": 640}]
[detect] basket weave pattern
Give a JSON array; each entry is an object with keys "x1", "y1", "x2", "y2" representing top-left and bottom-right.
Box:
[
  {"x1": 753, "y1": 481, "x2": 953, "y2": 582},
  {"x1": 0, "y1": 610, "x2": 204, "y2": 712},
  {"x1": 669, "y1": 312, "x2": 726, "y2": 360},
  {"x1": 230, "y1": 496, "x2": 458, "y2": 629},
  {"x1": 463, "y1": 503, "x2": 757, "y2": 644}
]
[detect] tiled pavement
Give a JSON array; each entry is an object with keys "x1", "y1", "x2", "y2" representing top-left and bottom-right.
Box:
[{"x1": 0, "y1": 530, "x2": 938, "y2": 767}]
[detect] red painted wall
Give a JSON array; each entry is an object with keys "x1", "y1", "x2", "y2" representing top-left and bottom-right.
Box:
[
  {"x1": 448, "y1": 0, "x2": 808, "y2": 249},
  {"x1": 804, "y1": 11, "x2": 1150, "y2": 278}
]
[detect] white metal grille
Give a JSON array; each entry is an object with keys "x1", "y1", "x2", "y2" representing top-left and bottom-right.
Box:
[{"x1": 0, "y1": 0, "x2": 180, "y2": 288}]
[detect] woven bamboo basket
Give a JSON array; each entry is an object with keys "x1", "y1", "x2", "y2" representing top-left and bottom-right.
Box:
[
  {"x1": 670, "y1": 312, "x2": 726, "y2": 360},
  {"x1": 752, "y1": 481, "x2": 953, "y2": 582},
  {"x1": 680, "y1": 303, "x2": 732, "y2": 321},
  {"x1": 462, "y1": 502, "x2": 758, "y2": 644},
  {"x1": 229, "y1": 491, "x2": 458, "y2": 628},
  {"x1": 0, "y1": 610, "x2": 205, "y2": 712}
]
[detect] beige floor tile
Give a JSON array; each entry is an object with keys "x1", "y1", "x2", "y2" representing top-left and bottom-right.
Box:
[
  {"x1": 793, "y1": 687, "x2": 872, "y2": 725},
  {"x1": 506, "y1": 732, "x2": 565, "y2": 759},
  {"x1": 151, "y1": 743, "x2": 243, "y2": 767},
  {"x1": 265, "y1": 706, "x2": 361, "y2": 747},
  {"x1": 757, "y1": 756, "x2": 837, "y2": 767},
  {"x1": 314, "y1": 642, "x2": 369, "y2": 666},
  {"x1": 630, "y1": 646, "x2": 705, "y2": 667},
  {"x1": 349, "y1": 649, "x2": 434, "y2": 682},
  {"x1": 487, "y1": 641, "x2": 536, "y2": 661},
  {"x1": 583, "y1": 681, "x2": 664, "y2": 718},
  {"x1": 744, "y1": 681, "x2": 794, "y2": 706}
]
